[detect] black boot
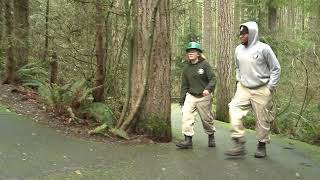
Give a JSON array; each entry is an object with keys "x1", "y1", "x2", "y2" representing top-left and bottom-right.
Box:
[
  {"x1": 176, "y1": 135, "x2": 192, "y2": 149},
  {"x1": 225, "y1": 137, "x2": 247, "y2": 156},
  {"x1": 208, "y1": 134, "x2": 216, "y2": 147},
  {"x1": 254, "y1": 142, "x2": 267, "y2": 158}
]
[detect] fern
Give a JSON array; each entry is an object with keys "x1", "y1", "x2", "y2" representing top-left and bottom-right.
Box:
[
  {"x1": 17, "y1": 63, "x2": 48, "y2": 88},
  {"x1": 88, "y1": 123, "x2": 108, "y2": 135},
  {"x1": 22, "y1": 79, "x2": 45, "y2": 88},
  {"x1": 110, "y1": 128, "x2": 129, "y2": 139},
  {"x1": 84, "y1": 102, "x2": 114, "y2": 125}
]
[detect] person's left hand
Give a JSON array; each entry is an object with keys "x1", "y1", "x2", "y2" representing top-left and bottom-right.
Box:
[{"x1": 202, "y1": 90, "x2": 210, "y2": 96}]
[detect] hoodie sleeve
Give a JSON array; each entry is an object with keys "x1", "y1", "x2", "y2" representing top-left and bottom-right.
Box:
[
  {"x1": 235, "y1": 49, "x2": 241, "y2": 82},
  {"x1": 263, "y1": 45, "x2": 281, "y2": 90}
]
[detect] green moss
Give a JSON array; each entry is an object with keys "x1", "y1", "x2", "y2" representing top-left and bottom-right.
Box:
[{"x1": 138, "y1": 113, "x2": 171, "y2": 140}]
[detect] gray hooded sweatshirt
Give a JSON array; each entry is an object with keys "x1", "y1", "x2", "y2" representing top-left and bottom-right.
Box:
[{"x1": 235, "y1": 21, "x2": 281, "y2": 90}]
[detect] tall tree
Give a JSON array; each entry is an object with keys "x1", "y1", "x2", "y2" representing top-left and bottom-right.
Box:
[
  {"x1": 216, "y1": 0, "x2": 234, "y2": 122},
  {"x1": 44, "y1": 0, "x2": 49, "y2": 61},
  {"x1": 202, "y1": 0, "x2": 214, "y2": 65},
  {"x1": 0, "y1": 0, "x2": 4, "y2": 65},
  {"x1": 118, "y1": 0, "x2": 171, "y2": 141},
  {"x1": 267, "y1": 0, "x2": 277, "y2": 32},
  {"x1": 93, "y1": 0, "x2": 106, "y2": 102},
  {"x1": 3, "y1": 0, "x2": 15, "y2": 84},
  {"x1": 14, "y1": 0, "x2": 30, "y2": 68},
  {"x1": 190, "y1": 0, "x2": 199, "y2": 40}
]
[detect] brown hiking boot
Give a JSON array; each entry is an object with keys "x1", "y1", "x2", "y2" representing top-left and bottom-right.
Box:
[
  {"x1": 208, "y1": 134, "x2": 216, "y2": 147},
  {"x1": 254, "y1": 142, "x2": 267, "y2": 158},
  {"x1": 176, "y1": 135, "x2": 192, "y2": 149},
  {"x1": 225, "y1": 137, "x2": 247, "y2": 156}
]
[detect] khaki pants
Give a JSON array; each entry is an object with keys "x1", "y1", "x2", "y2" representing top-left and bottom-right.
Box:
[
  {"x1": 229, "y1": 83, "x2": 274, "y2": 142},
  {"x1": 181, "y1": 93, "x2": 215, "y2": 136}
]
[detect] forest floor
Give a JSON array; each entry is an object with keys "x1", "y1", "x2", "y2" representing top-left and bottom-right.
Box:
[{"x1": 0, "y1": 84, "x2": 152, "y2": 144}]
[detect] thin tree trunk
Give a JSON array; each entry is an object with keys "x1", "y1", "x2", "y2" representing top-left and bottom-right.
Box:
[
  {"x1": 44, "y1": 0, "x2": 49, "y2": 61},
  {"x1": 93, "y1": 0, "x2": 106, "y2": 102},
  {"x1": 267, "y1": 0, "x2": 277, "y2": 32},
  {"x1": 190, "y1": 0, "x2": 198, "y2": 40},
  {"x1": 0, "y1": 0, "x2": 4, "y2": 64},
  {"x1": 117, "y1": 0, "x2": 133, "y2": 128},
  {"x1": 216, "y1": 0, "x2": 234, "y2": 122},
  {"x1": 49, "y1": 51, "x2": 58, "y2": 85},
  {"x1": 212, "y1": 0, "x2": 218, "y2": 68},
  {"x1": 3, "y1": 0, "x2": 15, "y2": 84}
]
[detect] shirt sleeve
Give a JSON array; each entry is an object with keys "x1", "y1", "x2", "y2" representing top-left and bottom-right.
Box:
[
  {"x1": 179, "y1": 70, "x2": 189, "y2": 106},
  {"x1": 204, "y1": 61, "x2": 216, "y2": 93}
]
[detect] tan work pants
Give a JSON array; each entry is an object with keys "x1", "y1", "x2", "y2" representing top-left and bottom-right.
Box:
[
  {"x1": 181, "y1": 93, "x2": 215, "y2": 136},
  {"x1": 229, "y1": 83, "x2": 274, "y2": 142}
]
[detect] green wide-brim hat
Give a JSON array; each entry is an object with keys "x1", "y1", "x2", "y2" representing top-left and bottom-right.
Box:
[{"x1": 186, "y1": 42, "x2": 203, "y2": 53}]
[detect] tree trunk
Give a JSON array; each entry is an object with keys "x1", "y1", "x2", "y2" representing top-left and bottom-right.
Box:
[
  {"x1": 267, "y1": 0, "x2": 277, "y2": 32},
  {"x1": 93, "y1": 0, "x2": 106, "y2": 102},
  {"x1": 0, "y1": 0, "x2": 4, "y2": 65},
  {"x1": 44, "y1": 0, "x2": 49, "y2": 62},
  {"x1": 216, "y1": 0, "x2": 234, "y2": 122},
  {"x1": 119, "y1": 0, "x2": 171, "y2": 142},
  {"x1": 3, "y1": 0, "x2": 15, "y2": 84},
  {"x1": 14, "y1": 0, "x2": 30, "y2": 68},
  {"x1": 212, "y1": 0, "x2": 219, "y2": 68},
  {"x1": 190, "y1": 0, "x2": 198, "y2": 41},
  {"x1": 202, "y1": 0, "x2": 214, "y2": 65},
  {"x1": 49, "y1": 51, "x2": 58, "y2": 85}
]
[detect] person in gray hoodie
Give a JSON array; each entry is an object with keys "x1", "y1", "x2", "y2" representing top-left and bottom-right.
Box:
[{"x1": 225, "y1": 21, "x2": 281, "y2": 158}]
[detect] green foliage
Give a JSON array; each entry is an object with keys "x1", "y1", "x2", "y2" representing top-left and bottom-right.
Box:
[
  {"x1": 37, "y1": 79, "x2": 118, "y2": 137},
  {"x1": 275, "y1": 102, "x2": 320, "y2": 145},
  {"x1": 88, "y1": 123, "x2": 108, "y2": 135},
  {"x1": 110, "y1": 128, "x2": 129, "y2": 140},
  {"x1": 83, "y1": 102, "x2": 114, "y2": 126},
  {"x1": 242, "y1": 112, "x2": 256, "y2": 130},
  {"x1": 138, "y1": 114, "x2": 170, "y2": 138},
  {"x1": 38, "y1": 79, "x2": 93, "y2": 111},
  {"x1": 17, "y1": 63, "x2": 48, "y2": 88}
]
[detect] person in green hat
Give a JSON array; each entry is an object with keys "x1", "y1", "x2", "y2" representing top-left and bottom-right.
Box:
[{"x1": 176, "y1": 42, "x2": 217, "y2": 149}]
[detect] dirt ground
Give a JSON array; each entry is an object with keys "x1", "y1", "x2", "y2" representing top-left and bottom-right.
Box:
[{"x1": 0, "y1": 84, "x2": 153, "y2": 144}]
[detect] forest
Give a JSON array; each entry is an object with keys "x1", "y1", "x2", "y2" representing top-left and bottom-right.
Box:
[{"x1": 0, "y1": 0, "x2": 319, "y2": 145}]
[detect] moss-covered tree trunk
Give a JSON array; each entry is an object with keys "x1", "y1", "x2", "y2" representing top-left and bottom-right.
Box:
[
  {"x1": 14, "y1": 0, "x2": 30, "y2": 68},
  {"x1": 119, "y1": 0, "x2": 171, "y2": 142},
  {"x1": 137, "y1": 0, "x2": 171, "y2": 141},
  {"x1": 3, "y1": 0, "x2": 15, "y2": 84},
  {"x1": 0, "y1": 0, "x2": 4, "y2": 66}
]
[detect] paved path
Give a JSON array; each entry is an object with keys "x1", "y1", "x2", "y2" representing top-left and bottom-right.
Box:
[{"x1": 0, "y1": 105, "x2": 319, "y2": 180}]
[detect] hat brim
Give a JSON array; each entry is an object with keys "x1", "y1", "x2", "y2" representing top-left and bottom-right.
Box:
[{"x1": 186, "y1": 48, "x2": 203, "y2": 53}]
